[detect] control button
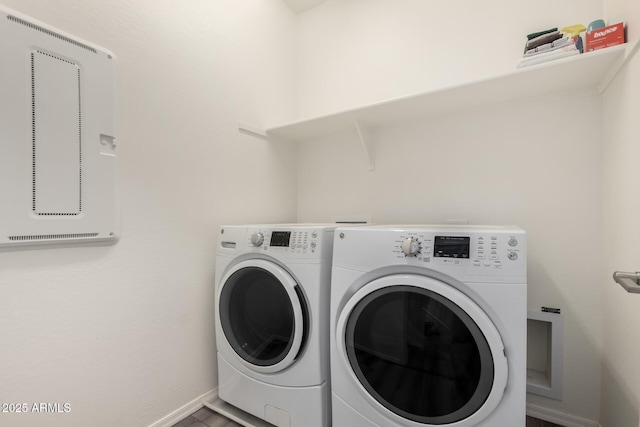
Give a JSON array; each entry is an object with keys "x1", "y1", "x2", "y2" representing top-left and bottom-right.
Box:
[
  {"x1": 401, "y1": 238, "x2": 420, "y2": 256},
  {"x1": 250, "y1": 232, "x2": 264, "y2": 247},
  {"x1": 312, "y1": 231, "x2": 317, "y2": 238},
  {"x1": 508, "y1": 252, "x2": 518, "y2": 261},
  {"x1": 490, "y1": 254, "x2": 499, "y2": 260},
  {"x1": 508, "y1": 238, "x2": 518, "y2": 247},
  {"x1": 310, "y1": 241, "x2": 317, "y2": 249},
  {"x1": 473, "y1": 260, "x2": 481, "y2": 267}
]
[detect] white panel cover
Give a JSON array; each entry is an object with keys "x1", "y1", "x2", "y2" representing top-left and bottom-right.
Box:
[{"x1": 0, "y1": 7, "x2": 118, "y2": 247}]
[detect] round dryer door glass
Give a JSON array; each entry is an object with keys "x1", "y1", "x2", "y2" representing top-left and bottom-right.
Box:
[
  {"x1": 219, "y1": 266, "x2": 307, "y2": 368},
  {"x1": 344, "y1": 284, "x2": 496, "y2": 425}
]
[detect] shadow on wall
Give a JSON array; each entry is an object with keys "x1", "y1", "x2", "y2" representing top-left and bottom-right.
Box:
[{"x1": 600, "y1": 362, "x2": 639, "y2": 427}]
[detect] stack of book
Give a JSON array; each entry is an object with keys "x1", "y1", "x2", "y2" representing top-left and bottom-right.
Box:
[{"x1": 517, "y1": 27, "x2": 582, "y2": 68}]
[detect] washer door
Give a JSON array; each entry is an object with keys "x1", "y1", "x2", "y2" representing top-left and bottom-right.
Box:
[
  {"x1": 218, "y1": 259, "x2": 308, "y2": 373},
  {"x1": 337, "y1": 274, "x2": 507, "y2": 426}
]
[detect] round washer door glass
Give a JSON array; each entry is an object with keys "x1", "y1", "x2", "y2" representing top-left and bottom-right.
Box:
[
  {"x1": 219, "y1": 260, "x2": 307, "y2": 370},
  {"x1": 341, "y1": 276, "x2": 506, "y2": 425}
]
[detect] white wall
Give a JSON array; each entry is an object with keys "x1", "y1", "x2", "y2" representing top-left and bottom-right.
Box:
[
  {"x1": 294, "y1": 0, "x2": 604, "y2": 119},
  {"x1": 601, "y1": 0, "x2": 640, "y2": 424},
  {"x1": 294, "y1": 0, "x2": 607, "y2": 422},
  {"x1": 601, "y1": 48, "x2": 640, "y2": 426},
  {"x1": 0, "y1": 1, "x2": 297, "y2": 427}
]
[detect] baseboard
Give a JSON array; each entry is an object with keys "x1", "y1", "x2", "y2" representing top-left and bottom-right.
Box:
[
  {"x1": 527, "y1": 403, "x2": 601, "y2": 427},
  {"x1": 146, "y1": 388, "x2": 218, "y2": 427},
  {"x1": 149, "y1": 391, "x2": 601, "y2": 427}
]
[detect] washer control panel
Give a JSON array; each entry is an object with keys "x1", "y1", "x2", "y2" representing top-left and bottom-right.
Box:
[{"x1": 392, "y1": 230, "x2": 523, "y2": 270}]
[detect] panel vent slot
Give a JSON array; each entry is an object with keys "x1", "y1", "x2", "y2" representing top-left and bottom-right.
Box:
[
  {"x1": 7, "y1": 15, "x2": 97, "y2": 53},
  {"x1": 8, "y1": 233, "x2": 99, "y2": 242},
  {"x1": 31, "y1": 50, "x2": 82, "y2": 216}
]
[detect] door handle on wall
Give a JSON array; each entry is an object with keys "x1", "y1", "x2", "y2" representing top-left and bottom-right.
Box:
[{"x1": 613, "y1": 271, "x2": 640, "y2": 294}]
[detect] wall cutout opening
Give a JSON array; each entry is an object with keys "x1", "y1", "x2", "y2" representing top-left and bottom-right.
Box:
[{"x1": 527, "y1": 310, "x2": 563, "y2": 400}]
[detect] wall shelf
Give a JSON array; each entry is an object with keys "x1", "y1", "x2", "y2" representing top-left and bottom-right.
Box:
[{"x1": 264, "y1": 44, "x2": 629, "y2": 143}]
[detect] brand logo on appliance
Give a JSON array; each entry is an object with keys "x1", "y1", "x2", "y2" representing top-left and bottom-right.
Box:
[{"x1": 594, "y1": 26, "x2": 619, "y2": 38}]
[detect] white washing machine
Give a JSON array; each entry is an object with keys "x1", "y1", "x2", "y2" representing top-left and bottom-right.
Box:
[
  {"x1": 215, "y1": 224, "x2": 337, "y2": 427},
  {"x1": 330, "y1": 225, "x2": 527, "y2": 427}
]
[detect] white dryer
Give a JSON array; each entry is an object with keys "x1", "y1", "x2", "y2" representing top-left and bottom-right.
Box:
[
  {"x1": 330, "y1": 225, "x2": 527, "y2": 427},
  {"x1": 215, "y1": 224, "x2": 336, "y2": 427}
]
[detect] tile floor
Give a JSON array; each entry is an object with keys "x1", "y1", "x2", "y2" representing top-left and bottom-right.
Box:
[
  {"x1": 173, "y1": 407, "x2": 563, "y2": 427},
  {"x1": 172, "y1": 407, "x2": 242, "y2": 427},
  {"x1": 526, "y1": 416, "x2": 564, "y2": 427}
]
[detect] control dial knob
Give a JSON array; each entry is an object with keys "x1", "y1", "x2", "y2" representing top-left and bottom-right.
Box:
[
  {"x1": 250, "y1": 232, "x2": 264, "y2": 247},
  {"x1": 401, "y1": 237, "x2": 420, "y2": 256}
]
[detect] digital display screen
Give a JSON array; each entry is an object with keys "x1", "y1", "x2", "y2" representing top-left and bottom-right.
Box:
[
  {"x1": 270, "y1": 231, "x2": 291, "y2": 247},
  {"x1": 434, "y1": 236, "x2": 470, "y2": 258}
]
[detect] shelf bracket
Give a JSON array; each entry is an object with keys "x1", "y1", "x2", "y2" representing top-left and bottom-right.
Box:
[
  {"x1": 238, "y1": 122, "x2": 268, "y2": 140},
  {"x1": 599, "y1": 40, "x2": 640, "y2": 93},
  {"x1": 354, "y1": 120, "x2": 374, "y2": 171}
]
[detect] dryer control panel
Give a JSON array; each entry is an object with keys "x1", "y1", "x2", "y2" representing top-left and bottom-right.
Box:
[
  {"x1": 253, "y1": 229, "x2": 319, "y2": 253},
  {"x1": 218, "y1": 224, "x2": 337, "y2": 260}
]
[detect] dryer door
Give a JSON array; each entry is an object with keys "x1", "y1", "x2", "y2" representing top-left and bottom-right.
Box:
[
  {"x1": 336, "y1": 274, "x2": 508, "y2": 426},
  {"x1": 218, "y1": 259, "x2": 308, "y2": 373}
]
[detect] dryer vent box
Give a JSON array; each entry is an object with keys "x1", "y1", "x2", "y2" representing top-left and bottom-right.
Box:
[
  {"x1": 526, "y1": 310, "x2": 563, "y2": 400},
  {"x1": 0, "y1": 8, "x2": 118, "y2": 248}
]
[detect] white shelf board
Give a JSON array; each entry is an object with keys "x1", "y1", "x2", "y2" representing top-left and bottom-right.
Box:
[{"x1": 265, "y1": 44, "x2": 627, "y2": 142}]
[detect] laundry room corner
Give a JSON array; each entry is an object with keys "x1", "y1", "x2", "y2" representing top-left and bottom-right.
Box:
[
  {"x1": 2, "y1": 0, "x2": 639, "y2": 426},
  {"x1": 294, "y1": 94, "x2": 606, "y2": 423},
  {"x1": 291, "y1": 0, "x2": 609, "y2": 424},
  {"x1": 0, "y1": 1, "x2": 298, "y2": 427}
]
